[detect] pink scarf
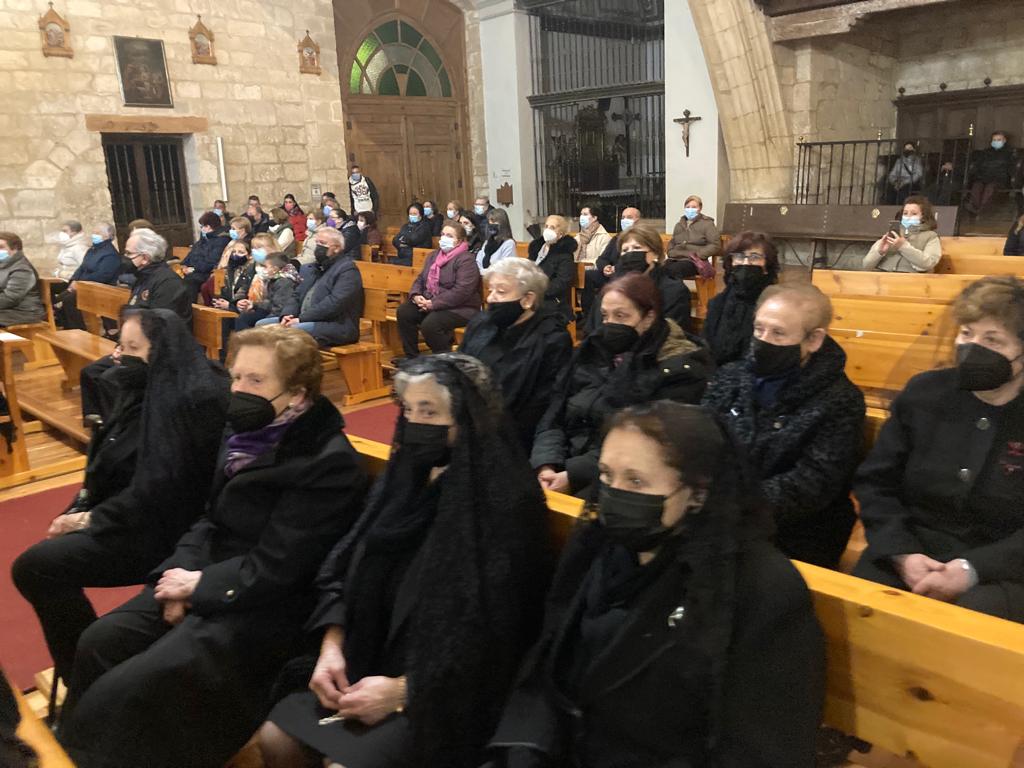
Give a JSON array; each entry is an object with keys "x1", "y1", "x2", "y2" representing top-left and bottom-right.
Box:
[{"x1": 426, "y1": 241, "x2": 468, "y2": 295}]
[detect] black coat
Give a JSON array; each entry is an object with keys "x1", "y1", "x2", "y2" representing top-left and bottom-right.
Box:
[
  {"x1": 294, "y1": 256, "x2": 364, "y2": 346},
  {"x1": 490, "y1": 525, "x2": 824, "y2": 768},
  {"x1": 531, "y1": 318, "x2": 712, "y2": 493},
  {"x1": 528, "y1": 236, "x2": 577, "y2": 324},
  {"x1": 219, "y1": 261, "x2": 255, "y2": 309},
  {"x1": 855, "y1": 369, "x2": 1024, "y2": 584},
  {"x1": 585, "y1": 264, "x2": 691, "y2": 334},
  {"x1": 70, "y1": 240, "x2": 121, "y2": 285},
  {"x1": 393, "y1": 219, "x2": 434, "y2": 263},
  {"x1": 247, "y1": 211, "x2": 271, "y2": 234},
  {"x1": 703, "y1": 280, "x2": 769, "y2": 367},
  {"x1": 1004, "y1": 223, "x2": 1024, "y2": 256},
  {"x1": 970, "y1": 145, "x2": 1016, "y2": 185},
  {"x1": 127, "y1": 262, "x2": 191, "y2": 322},
  {"x1": 183, "y1": 227, "x2": 230, "y2": 276},
  {"x1": 702, "y1": 336, "x2": 865, "y2": 567},
  {"x1": 459, "y1": 309, "x2": 573, "y2": 451}
]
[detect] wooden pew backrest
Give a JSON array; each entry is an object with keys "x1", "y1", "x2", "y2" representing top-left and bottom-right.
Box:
[
  {"x1": 74, "y1": 282, "x2": 130, "y2": 334},
  {"x1": 936, "y1": 253, "x2": 1024, "y2": 277},
  {"x1": 940, "y1": 236, "x2": 1005, "y2": 258},
  {"x1": 830, "y1": 295, "x2": 957, "y2": 337},
  {"x1": 813, "y1": 269, "x2": 983, "y2": 301}
]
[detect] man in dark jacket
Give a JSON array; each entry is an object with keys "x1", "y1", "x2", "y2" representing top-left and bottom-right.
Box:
[
  {"x1": 56, "y1": 223, "x2": 122, "y2": 329},
  {"x1": 80, "y1": 228, "x2": 192, "y2": 420},
  {"x1": 702, "y1": 283, "x2": 865, "y2": 567},
  {"x1": 256, "y1": 226, "x2": 363, "y2": 347},
  {"x1": 245, "y1": 197, "x2": 271, "y2": 234},
  {"x1": 966, "y1": 130, "x2": 1016, "y2": 216},
  {"x1": 180, "y1": 212, "x2": 230, "y2": 303}
]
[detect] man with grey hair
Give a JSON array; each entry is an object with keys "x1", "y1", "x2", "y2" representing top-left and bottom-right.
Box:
[
  {"x1": 55, "y1": 222, "x2": 122, "y2": 329},
  {"x1": 79, "y1": 227, "x2": 191, "y2": 420}
]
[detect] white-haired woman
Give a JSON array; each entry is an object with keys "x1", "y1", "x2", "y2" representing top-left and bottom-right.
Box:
[{"x1": 459, "y1": 257, "x2": 572, "y2": 451}]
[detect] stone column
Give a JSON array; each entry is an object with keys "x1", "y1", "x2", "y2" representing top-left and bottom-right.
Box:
[
  {"x1": 477, "y1": 0, "x2": 537, "y2": 238},
  {"x1": 665, "y1": 1, "x2": 725, "y2": 222}
]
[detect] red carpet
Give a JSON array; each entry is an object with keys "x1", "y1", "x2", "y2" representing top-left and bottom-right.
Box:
[
  {"x1": 1, "y1": 403, "x2": 398, "y2": 691},
  {"x1": 343, "y1": 401, "x2": 398, "y2": 444},
  {"x1": 1, "y1": 483, "x2": 139, "y2": 690}
]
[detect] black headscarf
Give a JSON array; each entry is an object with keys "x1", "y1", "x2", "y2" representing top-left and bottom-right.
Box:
[
  {"x1": 319, "y1": 353, "x2": 554, "y2": 767},
  {"x1": 89, "y1": 308, "x2": 230, "y2": 552},
  {"x1": 704, "y1": 271, "x2": 776, "y2": 366}
]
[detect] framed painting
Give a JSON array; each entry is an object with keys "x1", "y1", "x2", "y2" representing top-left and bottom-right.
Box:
[{"x1": 113, "y1": 35, "x2": 173, "y2": 108}]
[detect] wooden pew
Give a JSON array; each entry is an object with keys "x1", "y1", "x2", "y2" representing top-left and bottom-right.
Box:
[
  {"x1": 941, "y1": 236, "x2": 1005, "y2": 258},
  {"x1": 346, "y1": 436, "x2": 1024, "y2": 768},
  {"x1": 936, "y1": 253, "x2": 1024, "y2": 277},
  {"x1": 813, "y1": 269, "x2": 982, "y2": 301},
  {"x1": 171, "y1": 245, "x2": 189, "y2": 262},
  {"x1": 73, "y1": 280, "x2": 129, "y2": 335},
  {"x1": 412, "y1": 247, "x2": 431, "y2": 272},
  {"x1": 832, "y1": 328, "x2": 952, "y2": 399},
  {"x1": 7, "y1": 672, "x2": 74, "y2": 768},
  {"x1": 0, "y1": 332, "x2": 32, "y2": 477},
  {"x1": 8, "y1": 276, "x2": 64, "y2": 369},
  {"x1": 831, "y1": 295, "x2": 956, "y2": 337},
  {"x1": 191, "y1": 303, "x2": 237, "y2": 361},
  {"x1": 324, "y1": 282, "x2": 393, "y2": 406}
]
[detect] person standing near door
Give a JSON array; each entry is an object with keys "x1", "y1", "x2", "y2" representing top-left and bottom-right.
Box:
[{"x1": 348, "y1": 163, "x2": 379, "y2": 216}]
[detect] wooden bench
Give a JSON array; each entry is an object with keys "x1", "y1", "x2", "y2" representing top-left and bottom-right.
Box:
[
  {"x1": 346, "y1": 436, "x2": 1024, "y2": 768},
  {"x1": 831, "y1": 295, "x2": 956, "y2": 337},
  {"x1": 7, "y1": 672, "x2": 74, "y2": 768},
  {"x1": 813, "y1": 269, "x2": 983, "y2": 301},
  {"x1": 833, "y1": 328, "x2": 953, "y2": 403},
  {"x1": 7, "y1": 276, "x2": 65, "y2": 369},
  {"x1": 940, "y1": 236, "x2": 1005, "y2": 258},
  {"x1": 191, "y1": 303, "x2": 237, "y2": 361},
  {"x1": 936, "y1": 253, "x2": 1024, "y2": 276},
  {"x1": 36, "y1": 329, "x2": 115, "y2": 392}
]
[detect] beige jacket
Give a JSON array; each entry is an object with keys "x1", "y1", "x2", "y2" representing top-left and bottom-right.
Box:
[
  {"x1": 667, "y1": 215, "x2": 722, "y2": 262},
  {"x1": 863, "y1": 226, "x2": 941, "y2": 272},
  {"x1": 575, "y1": 225, "x2": 611, "y2": 265}
]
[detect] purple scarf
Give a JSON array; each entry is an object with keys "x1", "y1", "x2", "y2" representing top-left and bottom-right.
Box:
[
  {"x1": 426, "y1": 241, "x2": 468, "y2": 295},
  {"x1": 223, "y1": 399, "x2": 310, "y2": 478}
]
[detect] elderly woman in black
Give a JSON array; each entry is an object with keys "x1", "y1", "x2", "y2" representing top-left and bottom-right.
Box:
[
  {"x1": 258, "y1": 354, "x2": 553, "y2": 768},
  {"x1": 527, "y1": 215, "x2": 578, "y2": 326},
  {"x1": 855, "y1": 276, "x2": 1024, "y2": 621},
  {"x1": 460, "y1": 257, "x2": 572, "y2": 452},
  {"x1": 703, "y1": 231, "x2": 779, "y2": 366},
  {"x1": 12, "y1": 308, "x2": 228, "y2": 708},
  {"x1": 532, "y1": 272, "x2": 712, "y2": 497},
  {"x1": 487, "y1": 402, "x2": 825, "y2": 767},
  {"x1": 57, "y1": 326, "x2": 367, "y2": 768},
  {"x1": 391, "y1": 202, "x2": 434, "y2": 266}
]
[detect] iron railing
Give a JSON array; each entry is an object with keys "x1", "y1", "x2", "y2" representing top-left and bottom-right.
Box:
[
  {"x1": 794, "y1": 136, "x2": 974, "y2": 207},
  {"x1": 525, "y1": 5, "x2": 665, "y2": 224}
]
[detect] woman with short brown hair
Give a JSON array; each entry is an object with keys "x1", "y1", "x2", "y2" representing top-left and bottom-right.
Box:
[{"x1": 0, "y1": 230, "x2": 45, "y2": 327}]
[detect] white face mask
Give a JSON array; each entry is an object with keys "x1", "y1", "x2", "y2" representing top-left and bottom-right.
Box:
[
  {"x1": 269, "y1": 224, "x2": 280, "y2": 232},
  {"x1": 542, "y1": 228, "x2": 558, "y2": 244},
  {"x1": 58, "y1": 231, "x2": 71, "y2": 243}
]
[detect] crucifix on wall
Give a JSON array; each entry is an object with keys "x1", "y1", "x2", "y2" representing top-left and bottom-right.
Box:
[{"x1": 673, "y1": 110, "x2": 702, "y2": 157}]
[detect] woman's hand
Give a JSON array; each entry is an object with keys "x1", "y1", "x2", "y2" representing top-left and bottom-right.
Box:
[
  {"x1": 537, "y1": 467, "x2": 569, "y2": 493},
  {"x1": 336, "y1": 676, "x2": 406, "y2": 726},
  {"x1": 912, "y1": 560, "x2": 973, "y2": 602},
  {"x1": 893, "y1": 553, "x2": 943, "y2": 590},
  {"x1": 211, "y1": 298, "x2": 229, "y2": 309},
  {"x1": 183, "y1": 266, "x2": 194, "y2": 275},
  {"x1": 47, "y1": 511, "x2": 90, "y2": 538},
  {"x1": 309, "y1": 629, "x2": 350, "y2": 710},
  {"x1": 154, "y1": 568, "x2": 202, "y2": 601},
  {"x1": 236, "y1": 299, "x2": 251, "y2": 312}
]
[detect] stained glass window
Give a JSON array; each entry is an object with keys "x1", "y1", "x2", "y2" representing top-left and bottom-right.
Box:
[{"x1": 349, "y1": 20, "x2": 453, "y2": 98}]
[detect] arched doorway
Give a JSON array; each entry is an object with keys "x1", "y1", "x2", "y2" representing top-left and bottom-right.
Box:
[{"x1": 335, "y1": 6, "x2": 472, "y2": 228}]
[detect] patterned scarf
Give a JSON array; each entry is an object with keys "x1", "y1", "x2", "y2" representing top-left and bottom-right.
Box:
[
  {"x1": 426, "y1": 240, "x2": 468, "y2": 295},
  {"x1": 577, "y1": 219, "x2": 601, "y2": 251},
  {"x1": 223, "y1": 398, "x2": 310, "y2": 477}
]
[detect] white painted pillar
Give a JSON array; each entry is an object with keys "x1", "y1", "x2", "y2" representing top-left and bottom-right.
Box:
[
  {"x1": 666, "y1": 2, "x2": 724, "y2": 222},
  {"x1": 477, "y1": 0, "x2": 537, "y2": 238}
]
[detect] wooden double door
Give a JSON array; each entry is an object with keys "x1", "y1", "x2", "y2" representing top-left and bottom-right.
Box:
[{"x1": 344, "y1": 98, "x2": 468, "y2": 229}]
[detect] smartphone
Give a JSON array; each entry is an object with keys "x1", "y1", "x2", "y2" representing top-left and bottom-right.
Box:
[{"x1": 886, "y1": 221, "x2": 901, "y2": 238}]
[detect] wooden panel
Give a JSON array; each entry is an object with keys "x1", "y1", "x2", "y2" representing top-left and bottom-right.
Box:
[
  {"x1": 191, "y1": 304, "x2": 236, "y2": 360},
  {"x1": 832, "y1": 328, "x2": 953, "y2": 393},
  {"x1": 408, "y1": 113, "x2": 461, "y2": 205},
  {"x1": 355, "y1": 261, "x2": 417, "y2": 292},
  {"x1": 936, "y1": 254, "x2": 1024, "y2": 277},
  {"x1": 8, "y1": 672, "x2": 75, "y2": 768},
  {"x1": 812, "y1": 270, "x2": 983, "y2": 301},
  {"x1": 0, "y1": 332, "x2": 32, "y2": 477},
  {"x1": 941, "y1": 237, "x2": 1005, "y2": 257},
  {"x1": 86, "y1": 114, "x2": 209, "y2": 134},
  {"x1": 830, "y1": 296, "x2": 956, "y2": 337},
  {"x1": 346, "y1": 108, "x2": 409, "y2": 228}
]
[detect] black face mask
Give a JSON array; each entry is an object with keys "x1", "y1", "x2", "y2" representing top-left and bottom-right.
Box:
[
  {"x1": 226, "y1": 390, "x2": 285, "y2": 433},
  {"x1": 229, "y1": 253, "x2": 247, "y2": 266},
  {"x1": 956, "y1": 343, "x2": 1016, "y2": 391},
  {"x1": 109, "y1": 355, "x2": 148, "y2": 390},
  {"x1": 598, "y1": 483, "x2": 680, "y2": 552},
  {"x1": 730, "y1": 264, "x2": 770, "y2": 295},
  {"x1": 401, "y1": 421, "x2": 452, "y2": 468},
  {"x1": 751, "y1": 337, "x2": 803, "y2": 378},
  {"x1": 314, "y1": 244, "x2": 331, "y2": 265},
  {"x1": 488, "y1": 299, "x2": 526, "y2": 330},
  {"x1": 122, "y1": 257, "x2": 139, "y2": 274},
  {"x1": 595, "y1": 322, "x2": 639, "y2": 355},
  {"x1": 485, "y1": 224, "x2": 500, "y2": 239},
  {"x1": 903, "y1": 149, "x2": 915, "y2": 157},
  {"x1": 617, "y1": 250, "x2": 649, "y2": 274}
]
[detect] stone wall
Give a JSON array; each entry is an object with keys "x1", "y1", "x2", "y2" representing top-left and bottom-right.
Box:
[{"x1": 0, "y1": 0, "x2": 346, "y2": 274}]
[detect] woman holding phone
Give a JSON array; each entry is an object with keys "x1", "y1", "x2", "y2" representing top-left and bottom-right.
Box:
[{"x1": 862, "y1": 196, "x2": 942, "y2": 273}]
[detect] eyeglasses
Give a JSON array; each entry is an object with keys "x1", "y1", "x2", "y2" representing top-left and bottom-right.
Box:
[
  {"x1": 124, "y1": 250, "x2": 144, "y2": 260},
  {"x1": 730, "y1": 252, "x2": 766, "y2": 266}
]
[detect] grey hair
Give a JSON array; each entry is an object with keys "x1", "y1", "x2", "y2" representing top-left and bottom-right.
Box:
[
  {"x1": 315, "y1": 227, "x2": 344, "y2": 246},
  {"x1": 96, "y1": 222, "x2": 115, "y2": 239},
  {"x1": 64, "y1": 220, "x2": 83, "y2": 233},
  {"x1": 483, "y1": 257, "x2": 549, "y2": 306},
  {"x1": 130, "y1": 228, "x2": 168, "y2": 262},
  {"x1": 393, "y1": 371, "x2": 453, "y2": 414}
]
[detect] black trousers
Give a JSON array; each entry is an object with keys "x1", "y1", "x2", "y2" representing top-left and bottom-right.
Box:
[
  {"x1": 396, "y1": 301, "x2": 467, "y2": 356},
  {"x1": 11, "y1": 531, "x2": 151, "y2": 682},
  {"x1": 55, "y1": 290, "x2": 85, "y2": 330},
  {"x1": 183, "y1": 272, "x2": 209, "y2": 304},
  {"x1": 80, "y1": 356, "x2": 116, "y2": 419},
  {"x1": 581, "y1": 268, "x2": 608, "y2": 320},
  {"x1": 853, "y1": 549, "x2": 1024, "y2": 623},
  {"x1": 662, "y1": 258, "x2": 699, "y2": 280}
]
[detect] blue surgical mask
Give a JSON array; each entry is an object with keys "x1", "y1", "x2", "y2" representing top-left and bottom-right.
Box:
[
  {"x1": 992, "y1": 140, "x2": 1006, "y2": 150},
  {"x1": 229, "y1": 229, "x2": 240, "y2": 241},
  {"x1": 0, "y1": 250, "x2": 8, "y2": 262},
  {"x1": 684, "y1": 207, "x2": 699, "y2": 221},
  {"x1": 901, "y1": 216, "x2": 921, "y2": 230},
  {"x1": 306, "y1": 218, "x2": 316, "y2": 231},
  {"x1": 446, "y1": 209, "x2": 457, "y2": 219},
  {"x1": 423, "y1": 206, "x2": 433, "y2": 217},
  {"x1": 439, "y1": 235, "x2": 456, "y2": 252},
  {"x1": 620, "y1": 218, "x2": 635, "y2": 232},
  {"x1": 579, "y1": 214, "x2": 591, "y2": 229},
  {"x1": 409, "y1": 214, "x2": 421, "y2": 224},
  {"x1": 474, "y1": 204, "x2": 486, "y2": 216},
  {"x1": 252, "y1": 248, "x2": 267, "y2": 263},
  {"x1": 323, "y1": 205, "x2": 332, "y2": 216},
  {"x1": 351, "y1": 174, "x2": 362, "y2": 183},
  {"x1": 91, "y1": 234, "x2": 103, "y2": 245}
]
